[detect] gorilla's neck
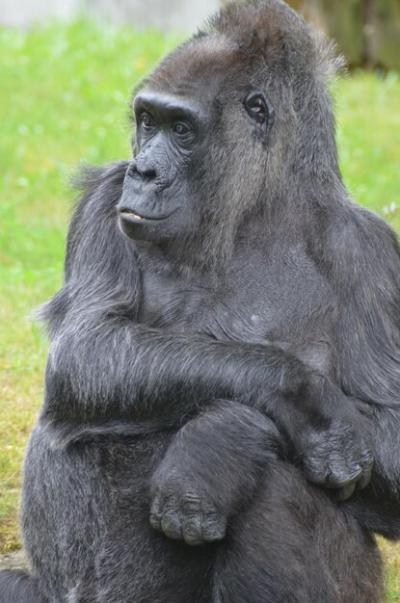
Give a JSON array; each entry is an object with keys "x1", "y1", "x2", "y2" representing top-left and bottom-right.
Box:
[
  {"x1": 135, "y1": 177, "x2": 345, "y2": 281},
  {"x1": 135, "y1": 206, "x2": 278, "y2": 280}
]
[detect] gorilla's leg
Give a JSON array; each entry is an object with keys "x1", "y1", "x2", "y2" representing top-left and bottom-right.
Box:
[
  {"x1": 20, "y1": 407, "x2": 382, "y2": 603},
  {"x1": 22, "y1": 425, "x2": 214, "y2": 603},
  {"x1": 0, "y1": 570, "x2": 45, "y2": 603},
  {"x1": 213, "y1": 461, "x2": 383, "y2": 603}
]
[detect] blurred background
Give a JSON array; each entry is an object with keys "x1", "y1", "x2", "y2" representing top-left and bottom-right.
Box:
[
  {"x1": 0, "y1": 0, "x2": 399, "y2": 599},
  {"x1": 1, "y1": 0, "x2": 400, "y2": 69}
]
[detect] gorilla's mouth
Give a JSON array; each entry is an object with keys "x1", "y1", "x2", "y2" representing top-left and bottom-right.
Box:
[
  {"x1": 118, "y1": 208, "x2": 176, "y2": 223},
  {"x1": 120, "y1": 209, "x2": 146, "y2": 221}
]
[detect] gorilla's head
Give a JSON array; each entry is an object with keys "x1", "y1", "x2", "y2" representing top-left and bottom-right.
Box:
[{"x1": 117, "y1": 0, "x2": 342, "y2": 267}]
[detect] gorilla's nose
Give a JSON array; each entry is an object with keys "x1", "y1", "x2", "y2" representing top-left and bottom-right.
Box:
[{"x1": 127, "y1": 160, "x2": 157, "y2": 183}]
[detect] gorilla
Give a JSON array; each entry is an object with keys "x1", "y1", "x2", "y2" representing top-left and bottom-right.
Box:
[{"x1": 1, "y1": 1, "x2": 400, "y2": 601}]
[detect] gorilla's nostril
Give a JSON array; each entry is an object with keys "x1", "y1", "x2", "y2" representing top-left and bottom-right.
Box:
[{"x1": 140, "y1": 168, "x2": 157, "y2": 182}]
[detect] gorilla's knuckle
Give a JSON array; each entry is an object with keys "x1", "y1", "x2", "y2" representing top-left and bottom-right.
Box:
[
  {"x1": 303, "y1": 432, "x2": 374, "y2": 492},
  {"x1": 202, "y1": 515, "x2": 227, "y2": 543},
  {"x1": 160, "y1": 513, "x2": 182, "y2": 540},
  {"x1": 182, "y1": 491, "x2": 202, "y2": 511},
  {"x1": 182, "y1": 517, "x2": 203, "y2": 545}
]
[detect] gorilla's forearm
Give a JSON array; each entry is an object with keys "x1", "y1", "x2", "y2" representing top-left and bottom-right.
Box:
[
  {"x1": 149, "y1": 401, "x2": 283, "y2": 545},
  {"x1": 43, "y1": 313, "x2": 372, "y2": 493},
  {"x1": 44, "y1": 313, "x2": 349, "y2": 430},
  {"x1": 44, "y1": 315, "x2": 310, "y2": 422}
]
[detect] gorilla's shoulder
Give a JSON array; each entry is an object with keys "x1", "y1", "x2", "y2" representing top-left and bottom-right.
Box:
[{"x1": 323, "y1": 200, "x2": 400, "y2": 285}]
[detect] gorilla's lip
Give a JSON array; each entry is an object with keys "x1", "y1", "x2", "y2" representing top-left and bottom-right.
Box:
[{"x1": 118, "y1": 208, "x2": 175, "y2": 223}]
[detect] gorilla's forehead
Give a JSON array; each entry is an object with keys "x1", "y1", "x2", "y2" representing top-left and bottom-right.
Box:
[
  {"x1": 145, "y1": 35, "x2": 248, "y2": 100},
  {"x1": 139, "y1": 0, "x2": 323, "y2": 105},
  {"x1": 144, "y1": 33, "x2": 309, "y2": 101}
]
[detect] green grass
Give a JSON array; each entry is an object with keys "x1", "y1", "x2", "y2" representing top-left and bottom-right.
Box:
[
  {"x1": 0, "y1": 20, "x2": 399, "y2": 599},
  {"x1": 0, "y1": 18, "x2": 181, "y2": 553}
]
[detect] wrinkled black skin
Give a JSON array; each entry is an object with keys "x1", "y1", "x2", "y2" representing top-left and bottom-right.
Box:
[{"x1": 2, "y1": 1, "x2": 400, "y2": 601}]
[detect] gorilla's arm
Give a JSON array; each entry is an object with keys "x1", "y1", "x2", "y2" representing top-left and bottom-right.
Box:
[
  {"x1": 41, "y1": 163, "x2": 370, "y2": 492},
  {"x1": 318, "y1": 207, "x2": 400, "y2": 537},
  {"x1": 149, "y1": 400, "x2": 283, "y2": 545}
]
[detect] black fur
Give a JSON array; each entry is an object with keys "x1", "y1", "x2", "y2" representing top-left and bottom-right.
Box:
[
  {"x1": 0, "y1": 571, "x2": 44, "y2": 602},
  {"x1": 2, "y1": 1, "x2": 399, "y2": 601}
]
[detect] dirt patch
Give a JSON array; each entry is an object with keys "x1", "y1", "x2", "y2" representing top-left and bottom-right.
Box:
[{"x1": 0, "y1": 548, "x2": 27, "y2": 571}]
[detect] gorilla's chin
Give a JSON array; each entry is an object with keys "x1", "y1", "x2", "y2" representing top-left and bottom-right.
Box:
[{"x1": 119, "y1": 213, "x2": 160, "y2": 239}]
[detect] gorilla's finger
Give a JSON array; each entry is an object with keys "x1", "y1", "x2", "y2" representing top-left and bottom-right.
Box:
[
  {"x1": 149, "y1": 495, "x2": 163, "y2": 531},
  {"x1": 182, "y1": 515, "x2": 204, "y2": 546},
  {"x1": 202, "y1": 513, "x2": 226, "y2": 543},
  {"x1": 161, "y1": 511, "x2": 183, "y2": 540}
]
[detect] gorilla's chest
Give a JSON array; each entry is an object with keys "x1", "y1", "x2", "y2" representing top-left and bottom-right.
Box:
[{"x1": 138, "y1": 245, "x2": 335, "y2": 357}]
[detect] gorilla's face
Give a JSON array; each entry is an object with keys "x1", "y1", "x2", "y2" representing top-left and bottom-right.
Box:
[
  {"x1": 115, "y1": 8, "x2": 336, "y2": 258},
  {"x1": 117, "y1": 85, "x2": 273, "y2": 246},
  {"x1": 117, "y1": 91, "x2": 210, "y2": 243}
]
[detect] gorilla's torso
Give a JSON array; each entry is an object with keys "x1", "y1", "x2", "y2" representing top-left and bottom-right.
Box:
[{"x1": 138, "y1": 241, "x2": 336, "y2": 376}]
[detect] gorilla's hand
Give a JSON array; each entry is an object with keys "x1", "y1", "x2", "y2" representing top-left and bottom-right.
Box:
[
  {"x1": 265, "y1": 371, "x2": 374, "y2": 501},
  {"x1": 150, "y1": 469, "x2": 227, "y2": 546},
  {"x1": 296, "y1": 418, "x2": 373, "y2": 501},
  {"x1": 149, "y1": 401, "x2": 281, "y2": 545}
]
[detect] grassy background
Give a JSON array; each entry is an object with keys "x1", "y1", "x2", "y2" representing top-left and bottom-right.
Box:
[{"x1": 0, "y1": 20, "x2": 400, "y2": 599}]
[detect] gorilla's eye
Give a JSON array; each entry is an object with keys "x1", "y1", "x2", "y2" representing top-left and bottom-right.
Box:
[
  {"x1": 172, "y1": 121, "x2": 192, "y2": 136},
  {"x1": 140, "y1": 112, "x2": 155, "y2": 131},
  {"x1": 172, "y1": 121, "x2": 195, "y2": 145},
  {"x1": 244, "y1": 93, "x2": 269, "y2": 126}
]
